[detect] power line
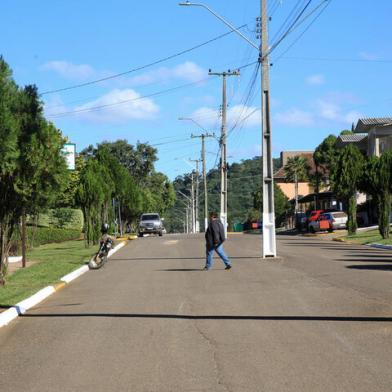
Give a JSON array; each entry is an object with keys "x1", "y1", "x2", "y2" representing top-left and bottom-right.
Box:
[
  {"x1": 268, "y1": 0, "x2": 314, "y2": 56},
  {"x1": 46, "y1": 61, "x2": 258, "y2": 119},
  {"x1": 272, "y1": 0, "x2": 332, "y2": 63},
  {"x1": 46, "y1": 77, "x2": 214, "y2": 118},
  {"x1": 41, "y1": 25, "x2": 248, "y2": 96},
  {"x1": 277, "y1": 55, "x2": 392, "y2": 64}
]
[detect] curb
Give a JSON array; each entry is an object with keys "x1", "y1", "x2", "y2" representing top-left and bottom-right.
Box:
[
  {"x1": 369, "y1": 243, "x2": 392, "y2": 251},
  {"x1": 0, "y1": 240, "x2": 127, "y2": 329}
]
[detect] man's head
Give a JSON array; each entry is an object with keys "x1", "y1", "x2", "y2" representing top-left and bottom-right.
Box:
[
  {"x1": 209, "y1": 211, "x2": 218, "y2": 220},
  {"x1": 101, "y1": 223, "x2": 109, "y2": 234}
]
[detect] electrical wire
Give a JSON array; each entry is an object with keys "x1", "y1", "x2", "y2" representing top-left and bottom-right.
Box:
[
  {"x1": 41, "y1": 25, "x2": 248, "y2": 96},
  {"x1": 273, "y1": 0, "x2": 332, "y2": 64},
  {"x1": 46, "y1": 77, "x2": 215, "y2": 118}
]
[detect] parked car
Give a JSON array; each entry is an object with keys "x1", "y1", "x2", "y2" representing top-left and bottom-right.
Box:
[
  {"x1": 308, "y1": 213, "x2": 331, "y2": 233},
  {"x1": 307, "y1": 210, "x2": 325, "y2": 226},
  {"x1": 138, "y1": 213, "x2": 164, "y2": 237},
  {"x1": 295, "y1": 212, "x2": 308, "y2": 231},
  {"x1": 323, "y1": 211, "x2": 348, "y2": 230},
  {"x1": 308, "y1": 211, "x2": 348, "y2": 233}
]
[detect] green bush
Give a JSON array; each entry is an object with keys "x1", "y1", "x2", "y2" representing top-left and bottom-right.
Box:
[
  {"x1": 27, "y1": 227, "x2": 82, "y2": 247},
  {"x1": 10, "y1": 227, "x2": 82, "y2": 255},
  {"x1": 49, "y1": 208, "x2": 84, "y2": 230}
]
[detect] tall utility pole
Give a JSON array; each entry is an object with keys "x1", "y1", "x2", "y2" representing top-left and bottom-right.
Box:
[
  {"x1": 179, "y1": 0, "x2": 277, "y2": 257},
  {"x1": 191, "y1": 132, "x2": 215, "y2": 231},
  {"x1": 190, "y1": 172, "x2": 196, "y2": 233},
  {"x1": 260, "y1": 0, "x2": 277, "y2": 257},
  {"x1": 189, "y1": 158, "x2": 201, "y2": 233},
  {"x1": 208, "y1": 69, "x2": 239, "y2": 238}
]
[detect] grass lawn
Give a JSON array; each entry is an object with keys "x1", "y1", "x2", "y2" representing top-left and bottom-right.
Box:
[
  {"x1": 342, "y1": 229, "x2": 392, "y2": 245},
  {"x1": 0, "y1": 240, "x2": 96, "y2": 307}
]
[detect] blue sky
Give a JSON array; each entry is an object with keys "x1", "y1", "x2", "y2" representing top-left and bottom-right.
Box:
[{"x1": 1, "y1": 0, "x2": 391, "y2": 179}]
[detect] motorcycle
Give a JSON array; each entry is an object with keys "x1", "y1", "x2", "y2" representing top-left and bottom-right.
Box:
[{"x1": 88, "y1": 237, "x2": 114, "y2": 269}]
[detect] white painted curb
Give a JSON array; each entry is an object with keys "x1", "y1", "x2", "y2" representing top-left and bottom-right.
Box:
[
  {"x1": 0, "y1": 241, "x2": 127, "y2": 328},
  {"x1": 108, "y1": 240, "x2": 126, "y2": 257},
  {"x1": 8, "y1": 256, "x2": 22, "y2": 264},
  {"x1": 370, "y1": 243, "x2": 392, "y2": 251},
  {"x1": 61, "y1": 265, "x2": 89, "y2": 283},
  {"x1": 0, "y1": 286, "x2": 55, "y2": 328}
]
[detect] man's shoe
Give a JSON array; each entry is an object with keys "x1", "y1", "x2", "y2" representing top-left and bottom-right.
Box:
[
  {"x1": 203, "y1": 267, "x2": 210, "y2": 271},
  {"x1": 225, "y1": 265, "x2": 232, "y2": 270}
]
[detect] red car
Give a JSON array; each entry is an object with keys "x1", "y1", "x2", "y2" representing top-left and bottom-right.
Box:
[{"x1": 307, "y1": 210, "x2": 325, "y2": 225}]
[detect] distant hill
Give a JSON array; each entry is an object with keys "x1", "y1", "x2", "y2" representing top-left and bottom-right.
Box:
[{"x1": 164, "y1": 156, "x2": 283, "y2": 233}]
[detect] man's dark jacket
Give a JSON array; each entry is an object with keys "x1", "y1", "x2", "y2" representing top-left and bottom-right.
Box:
[{"x1": 205, "y1": 218, "x2": 225, "y2": 250}]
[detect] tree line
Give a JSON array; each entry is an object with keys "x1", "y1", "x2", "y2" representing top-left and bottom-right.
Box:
[
  {"x1": 0, "y1": 57, "x2": 175, "y2": 284},
  {"x1": 165, "y1": 157, "x2": 289, "y2": 233},
  {"x1": 285, "y1": 130, "x2": 392, "y2": 238},
  {"x1": 314, "y1": 132, "x2": 392, "y2": 238}
]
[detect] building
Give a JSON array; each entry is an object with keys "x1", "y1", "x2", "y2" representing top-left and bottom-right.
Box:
[
  {"x1": 336, "y1": 117, "x2": 392, "y2": 157},
  {"x1": 274, "y1": 151, "x2": 315, "y2": 202}
]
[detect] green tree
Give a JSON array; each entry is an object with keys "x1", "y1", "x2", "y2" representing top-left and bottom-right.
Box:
[
  {"x1": 358, "y1": 155, "x2": 392, "y2": 239},
  {"x1": 253, "y1": 184, "x2": 290, "y2": 227},
  {"x1": 377, "y1": 151, "x2": 392, "y2": 239},
  {"x1": 331, "y1": 144, "x2": 364, "y2": 235},
  {"x1": 284, "y1": 156, "x2": 309, "y2": 213},
  {"x1": 0, "y1": 59, "x2": 69, "y2": 282},
  {"x1": 76, "y1": 158, "x2": 113, "y2": 245},
  {"x1": 82, "y1": 140, "x2": 158, "y2": 185},
  {"x1": 0, "y1": 57, "x2": 20, "y2": 283}
]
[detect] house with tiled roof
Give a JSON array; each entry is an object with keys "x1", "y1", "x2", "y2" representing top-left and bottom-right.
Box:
[
  {"x1": 336, "y1": 117, "x2": 392, "y2": 156},
  {"x1": 274, "y1": 151, "x2": 315, "y2": 202}
]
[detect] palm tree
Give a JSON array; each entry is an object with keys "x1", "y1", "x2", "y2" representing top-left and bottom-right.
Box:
[{"x1": 284, "y1": 156, "x2": 310, "y2": 213}]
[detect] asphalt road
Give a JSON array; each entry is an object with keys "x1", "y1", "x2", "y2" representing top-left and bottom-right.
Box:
[{"x1": 1, "y1": 233, "x2": 392, "y2": 392}]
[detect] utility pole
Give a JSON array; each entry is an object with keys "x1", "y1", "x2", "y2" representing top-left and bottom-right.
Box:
[
  {"x1": 190, "y1": 172, "x2": 196, "y2": 233},
  {"x1": 259, "y1": 0, "x2": 277, "y2": 257},
  {"x1": 189, "y1": 158, "x2": 201, "y2": 233},
  {"x1": 208, "y1": 69, "x2": 239, "y2": 238},
  {"x1": 185, "y1": 207, "x2": 189, "y2": 233},
  {"x1": 179, "y1": 0, "x2": 278, "y2": 257},
  {"x1": 191, "y1": 132, "x2": 215, "y2": 231}
]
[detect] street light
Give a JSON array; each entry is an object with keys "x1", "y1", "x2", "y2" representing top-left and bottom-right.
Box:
[
  {"x1": 179, "y1": 0, "x2": 277, "y2": 258},
  {"x1": 178, "y1": 116, "x2": 208, "y2": 132},
  {"x1": 178, "y1": 2, "x2": 259, "y2": 50}
]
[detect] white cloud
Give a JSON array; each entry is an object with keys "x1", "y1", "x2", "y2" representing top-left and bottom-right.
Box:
[
  {"x1": 274, "y1": 108, "x2": 315, "y2": 127},
  {"x1": 317, "y1": 100, "x2": 340, "y2": 120},
  {"x1": 173, "y1": 61, "x2": 205, "y2": 82},
  {"x1": 189, "y1": 105, "x2": 261, "y2": 129},
  {"x1": 306, "y1": 73, "x2": 325, "y2": 86},
  {"x1": 316, "y1": 99, "x2": 362, "y2": 124},
  {"x1": 74, "y1": 89, "x2": 159, "y2": 123},
  {"x1": 42, "y1": 60, "x2": 97, "y2": 80},
  {"x1": 227, "y1": 105, "x2": 261, "y2": 128},
  {"x1": 359, "y1": 51, "x2": 379, "y2": 61},
  {"x1": 126, "y1": 61, "x2": 206, "y2": 87}
]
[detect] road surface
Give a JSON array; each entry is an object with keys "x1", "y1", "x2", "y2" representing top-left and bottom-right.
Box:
[{"x1": 1, "y1": 233, "x2": 392, "y2": 391}]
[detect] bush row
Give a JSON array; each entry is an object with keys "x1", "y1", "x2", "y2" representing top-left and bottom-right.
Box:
[
  {"x1": 10, "y1": 227, "x2": 82, "y2": 255},
  {"x1": 29, "y1": 209, "x2": 84, "y2": 231}
]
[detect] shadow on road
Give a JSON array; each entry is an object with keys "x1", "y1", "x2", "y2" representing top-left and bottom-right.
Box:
[
  {"x1": 347, "y1": 265, "x2": 392, "y2": 271},
  {"x1": 157, "y1": 268, "x2": 203, "y2": 272},
  {"x1": 338, "y1": 258, "x2": 392, "y2": 263},
  {"x1": 113, "y1": 257, "x2": 262, "y2": 261},
  {"x1": 21, "y1": 313, "x2": 392, "y2": 322}
]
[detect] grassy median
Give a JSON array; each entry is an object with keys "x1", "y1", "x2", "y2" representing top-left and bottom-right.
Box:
[
  {"x1": 0, "y1": 240, "x2": 96, "y2": 307},
  {"x1": 341, "y1": 229, "x2": 392, "y2": 245}
]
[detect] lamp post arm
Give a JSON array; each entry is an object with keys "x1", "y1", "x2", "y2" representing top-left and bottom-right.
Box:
[{"x1": 179, "y1": 2, "x2": 259, "y2": 50}]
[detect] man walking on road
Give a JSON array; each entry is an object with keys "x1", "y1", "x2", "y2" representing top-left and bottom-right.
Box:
[{"x1": 204, "y1": 211, "x2": 232, "y2": 270}]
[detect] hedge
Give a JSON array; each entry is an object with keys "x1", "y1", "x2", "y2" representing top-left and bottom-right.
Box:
[
  {"x1": 10, "y1": 227, "x2": 82, "y2": 255},
  {"x1": 28, "y1": 209, "x2": 84, "y2": 231}
]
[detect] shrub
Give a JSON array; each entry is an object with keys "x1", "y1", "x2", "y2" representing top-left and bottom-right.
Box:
[{"x1": 10, "y1": 227, "x2": 82, "y2": 255}]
